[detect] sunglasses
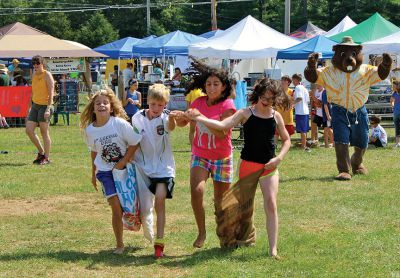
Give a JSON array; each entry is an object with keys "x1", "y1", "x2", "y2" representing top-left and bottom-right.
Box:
[{"x1": 32, "y1": 61, "x2": 41, "y2": 65}]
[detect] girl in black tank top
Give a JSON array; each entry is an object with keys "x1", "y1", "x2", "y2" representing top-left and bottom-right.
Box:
[
  {"x1": 241, "y1": 107, "x2": 276, "y2": 164},
  {"x1": 185, "y1": 78, "x2": 292, "y2": 258}
]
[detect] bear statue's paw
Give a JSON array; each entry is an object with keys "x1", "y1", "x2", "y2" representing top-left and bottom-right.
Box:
[
  {"x1": 335, "y1": 172, "x2": 352, "y2": 181},
  {"x1": 353, "y1": 164, "x2": 368, "y2": 175}
]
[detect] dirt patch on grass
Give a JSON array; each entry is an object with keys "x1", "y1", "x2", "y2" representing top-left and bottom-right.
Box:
[{"x1": 0, "y1": 195, "x2": 96, "y2": 217}]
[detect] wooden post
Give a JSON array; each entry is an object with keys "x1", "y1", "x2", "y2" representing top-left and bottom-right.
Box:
[{"x1": 211, "y1": 0, "x2": 217, "y2": 30}]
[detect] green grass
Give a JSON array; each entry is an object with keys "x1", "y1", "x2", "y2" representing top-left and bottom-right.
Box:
[{"x1": 1, "y1": 108, "x2": 400, "y2": 277}]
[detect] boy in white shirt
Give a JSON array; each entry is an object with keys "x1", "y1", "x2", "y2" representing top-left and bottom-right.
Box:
[
  {"x1": 292, "y1": 73, "x2": 311, "y2": 151},
  {"x1": 369, "y1": 115, "x2": 387, "y2": 148},
  {"x1": 131, "y1": 84, "x2": 184, "y2": 258}
]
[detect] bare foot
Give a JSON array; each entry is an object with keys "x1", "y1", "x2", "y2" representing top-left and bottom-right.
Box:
[
  {"x1": 113, "y1": 246, "x2": 125, "y2": 254},
  {"x1": 193, "y1": 234, "x2": 206, "y2": 248}
]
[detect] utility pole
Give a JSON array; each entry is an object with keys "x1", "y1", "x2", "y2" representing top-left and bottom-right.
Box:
[
  {"x1": 284, "y1": 0, "x2": 290, "y2": 34},
  {"x1": 211, "y1": 0, "x2": 217, "y2": 30},
  {"x1": 146, "y1": 0, "x2": 151, "y2": 35}
]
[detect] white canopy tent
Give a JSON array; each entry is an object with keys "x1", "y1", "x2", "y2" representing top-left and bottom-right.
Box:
[
  {"x1": 362, "y1": 31, "x2": 400, "y2": 54},
  {"x1": 189, "y1": 15, "x2": 299, "y2": 59},
  {"x1": 325, "y1": 16, "x2": 357, "y2": 37}
]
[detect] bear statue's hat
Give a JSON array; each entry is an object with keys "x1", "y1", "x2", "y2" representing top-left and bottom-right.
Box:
[{"x1": 336, "y1": 36, "x2": 359, "y2": 46}]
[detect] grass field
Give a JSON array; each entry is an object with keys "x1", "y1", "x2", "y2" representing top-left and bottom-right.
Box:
[{"x1": 1, "y1": 107, "x2": 400, "y2": 277}]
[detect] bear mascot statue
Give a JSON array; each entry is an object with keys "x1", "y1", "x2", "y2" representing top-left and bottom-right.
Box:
[{"x1": 304, "y1": 36, "x2": 392, "y2": 180}]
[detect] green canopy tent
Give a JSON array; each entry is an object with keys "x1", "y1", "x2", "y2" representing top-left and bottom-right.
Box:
[{"x1": 329, "y1": 13, "x2": 400, "y2": 44}]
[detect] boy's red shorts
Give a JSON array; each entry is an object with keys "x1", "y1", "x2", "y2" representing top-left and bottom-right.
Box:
[{"x1": 275, "y1": 125, "x2": 295, "y2": 136}]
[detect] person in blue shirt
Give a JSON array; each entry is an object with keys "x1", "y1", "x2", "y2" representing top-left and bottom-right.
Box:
[
  {"x1": 390, "y1": 80, "x2": 400, "y2": 147},
  {"x1": 122, "y1": 79, "x2": 141, "y2": 123}
]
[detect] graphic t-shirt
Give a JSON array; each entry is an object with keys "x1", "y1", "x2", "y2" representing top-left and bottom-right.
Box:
[
  {"x1": 191, "y1": 96, "x2": 236, "y2": 160},
  {"x1": 85, "y1": 116, "x2": 141, "y2": 171}
]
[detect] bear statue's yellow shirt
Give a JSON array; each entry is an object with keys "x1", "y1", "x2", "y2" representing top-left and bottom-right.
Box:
[{"x1": 316, "y1": 64, "x2": 381, "y2": 111}]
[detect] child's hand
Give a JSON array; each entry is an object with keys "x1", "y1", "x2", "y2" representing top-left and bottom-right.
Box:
[
  {"x1": 185, "y1": 108, "x2": 202, "y2": 120},
  {"x1": 114, "y1": 160, "x2": 126, "y2": 170},
  {"x1": 169, "y1": 110, "x2": 185, "y2": 119},
  {"x1": 91, "y1": 173, "x2": 98, "y2": 191},
  {"x1": 264, "y1": 157, "x2": 281, "y2": 170}
]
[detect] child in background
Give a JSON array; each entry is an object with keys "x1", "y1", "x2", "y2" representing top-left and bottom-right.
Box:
[
  {"x1": 321, "y1": 86, "x2": 334, "y2": 148},
  {"x1": 390, "y1": 81, "x2": 400, "y2": 147},
  {"x1": 186, "y1": 78, "x2": 291, "y2": 258},
  {"x1": 181, "y1": 59, "x2": 236, "y2": 248},
  {"x1": 275, "y1": 75, "x2": 294, "y2": 143},
  {"x1": 292, "y1": 73, "x2": 310, "y2": 151},
  {"x1": 80, "y1": 88, "x2": 141, "y2": 255},
  {"x1": 369, "y1": 115, "x2": 387, "y2": 148},
  {"x1": 122, "y1": 79, "x2": 141, "y2": 122},
  {"x1": 131, "y1": 84, "x2": 185, "y2": 258},
  {"x1": 309, "y1": 83, "x2": 320, "y2": 147}
]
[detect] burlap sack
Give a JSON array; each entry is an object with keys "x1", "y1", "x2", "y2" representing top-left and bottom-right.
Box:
[{"x1": 215, "y1": 169, "x2": 263, "y2": 248}]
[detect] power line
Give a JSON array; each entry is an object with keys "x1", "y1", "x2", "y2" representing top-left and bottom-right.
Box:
[{"x1": 0, "y1": 0, "x2": 256, "y2": 15}]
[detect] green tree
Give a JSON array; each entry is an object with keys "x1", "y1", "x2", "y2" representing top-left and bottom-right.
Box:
[{"x1": 75, "y1": 12, "x2": 118, "y2": 48}]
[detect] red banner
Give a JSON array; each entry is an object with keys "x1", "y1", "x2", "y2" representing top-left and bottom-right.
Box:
[{"x1": 0, "y1": 86, "x2": 32, "y2": 117}]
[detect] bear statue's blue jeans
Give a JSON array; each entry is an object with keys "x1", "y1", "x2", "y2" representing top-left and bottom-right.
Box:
[{"x1": 331, "y1": 104, "x2": 369, "y2": 149}]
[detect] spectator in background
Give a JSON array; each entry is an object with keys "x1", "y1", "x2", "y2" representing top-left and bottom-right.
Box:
[
  {"x1": 153, "y1": 63, "x2": 164, "y2": 80},
  {"x1": 292, "y1": 73, "x2": 310, "y2": 152},
  {"x1": 111, "y1": 65, "x2": 119, "y2": 92},
  {"x1": 0, "y1": 64, "x2": 10, "y2": 86},
  {"x1": 8, "y1": 58, "x2": 21, "y2": 82},
  {"x1": 172, "y1": 67, "x2": 182, "y2": 82},
  {"x1": 123, "y1": 63, "x2": 134, "y2": 90},
  {"x1": 390, "y1": 80, "x2": 400, "y2": 147},
  {"x1": 310, "y1": 84, "x2": 325, "y2": 147},
  {"x1": 369, "y1": 116, "x2": 387, "y2": 148},
  {"x1": 122, "y1": 79, "x2": 142, "y2": 123},
  {"x1": 0, "y1": 114, "x2": 9, "y2": 129},
  {"x1": 275, "y1": 75, "x2": 295, "y2": 143},
  {"x1": 13, "y1": 73, "x2": 28, "y2": 86},
  {"x1": 25, "y1": 55, "x2": 55, "y2": 165}
]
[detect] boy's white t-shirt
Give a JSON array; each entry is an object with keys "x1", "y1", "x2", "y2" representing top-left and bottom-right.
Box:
[
  {"x1": 371, "y1": 124, "x2": 388, "y2": 146},
  {"x1": 85, "y1": 116, "x2": 141, "y2": 171},
  {"x1": 294, "y1": 84, "x2": 310, "y2": 115},
  {"x1": 314, "y1": 89, "x2": 324, "y2": 117},
  {"x1": 131, "y1": 109, "x2": 175, "y2": 178}
]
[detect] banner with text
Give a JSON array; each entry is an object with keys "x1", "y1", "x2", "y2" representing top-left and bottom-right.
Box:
[
  {"x1": 0, "y1": 86, "x2": 32, "y2": 117},
  {"x1": 46, "y1": 58, "x2": 86, "y2": 74}
]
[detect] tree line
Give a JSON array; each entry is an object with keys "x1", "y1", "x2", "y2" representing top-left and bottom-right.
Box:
[{"x1": 0, "y1": 0, "x2": 399, "y2": 49}]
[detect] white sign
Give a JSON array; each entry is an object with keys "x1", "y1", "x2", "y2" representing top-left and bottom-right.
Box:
[
  {"x1": 167, "y1": 93, "x2": 187, "y2": 111},
  {"x1": 46, "y1": 58, "x2": 86, "y2": 74}
]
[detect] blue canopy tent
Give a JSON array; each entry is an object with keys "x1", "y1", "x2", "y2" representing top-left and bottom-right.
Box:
[
  {"x1": 132, "y1": 30, "x2": 207, "y2": 56},
  {"x1": 142, "y1": 35, "x2": 157, "y2": 41},
  {"x1": 199, "y1": 29, "x2": 224, "y2": 39},
  {"x1": 94, "y1": 37, "x2": 145, "y2": 58},
  {"x1": 276, "y1": 35, "x2": 336, "y2": 60}
]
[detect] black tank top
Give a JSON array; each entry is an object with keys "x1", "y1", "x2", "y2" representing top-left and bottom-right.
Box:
[{"x1": 240, "y1": 108, "x2": 276, "y2": 164}]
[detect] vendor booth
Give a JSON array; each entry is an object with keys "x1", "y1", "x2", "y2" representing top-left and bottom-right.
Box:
[
  {"x1": 0, "y1": 22, "x2": 106, "y2": 126},
  {"x1": 329, "y1": 13, "x2": 400, "y2": 44}
]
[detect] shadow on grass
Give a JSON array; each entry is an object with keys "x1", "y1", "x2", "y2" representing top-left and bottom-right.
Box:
[
  {"x1": 161, "y1": 247, "x2": 236, "y2": 268},
  {"x1": 280, "y1": 175, "x2": 335, "y2": 183},
  {"x1": 0, "y1": 246, "x2": 184, "y2": 267},
  {"x1": 0, "y1": 247, "x2": 241, "y2": 268},
  {"x1": 0, "y1": 162, "x2": 29, "y2": 167}
]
